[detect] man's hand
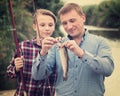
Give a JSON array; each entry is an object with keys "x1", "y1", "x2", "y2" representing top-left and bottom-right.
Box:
[{"x1": 60, "y1": 40, "x2": 84, "y2": 58}]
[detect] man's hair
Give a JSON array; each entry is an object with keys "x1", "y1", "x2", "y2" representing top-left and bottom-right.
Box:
[
  {"x1": 33, "y1": 9, "x2": 57, "y2": 24},
  {"x1": 58, "y1": 3, "x2": 84, "y2": 16}
]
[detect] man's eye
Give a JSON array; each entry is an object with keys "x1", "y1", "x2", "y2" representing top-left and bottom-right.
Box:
[
  {"x1": 62, "y1": 22, "x2": 67, "y2": 26},
  {"x1": 70, "y1": 19, "x2": 75, "y2": 23}
]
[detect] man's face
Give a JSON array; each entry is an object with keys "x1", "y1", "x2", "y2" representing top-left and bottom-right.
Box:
[
  {"x1": 60, "y1": 9, "x2": 86, "y2": 38},
  {"x1": 33, "y1": 15, "x2": 55, "y2": 38}
]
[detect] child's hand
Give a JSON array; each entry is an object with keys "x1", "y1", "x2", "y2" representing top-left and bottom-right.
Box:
[{"x1": 14, "y1": 56, "x2": 24, "y2": 72}]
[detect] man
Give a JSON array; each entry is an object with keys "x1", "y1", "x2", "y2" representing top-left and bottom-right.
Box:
[
  {"x1": 7, "y1": 9, "x2": 57, "y2": 96},
  {"x1": 32, "y1": 3, "x2": 114, "y2": 96}
]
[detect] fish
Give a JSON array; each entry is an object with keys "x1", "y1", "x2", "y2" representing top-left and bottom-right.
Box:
[{"x1": 58, "y1": 40, "x2": 69, "y2": 81}]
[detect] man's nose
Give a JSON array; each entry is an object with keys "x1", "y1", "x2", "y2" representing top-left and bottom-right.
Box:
[{"x1": 66, "y1": 23, "x2": 73, "y2": 29}]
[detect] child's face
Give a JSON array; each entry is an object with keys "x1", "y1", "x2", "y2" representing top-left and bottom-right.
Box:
[{"x1": 33, "y1": 14, "x2": 55, "y2": 38}]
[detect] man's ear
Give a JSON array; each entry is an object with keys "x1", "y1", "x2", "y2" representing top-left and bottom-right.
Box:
[
  {"x1": 33, "y1": 24, "x2": 37, "y2": 31},
  {"x1": 82, "y1": 14, "x2": 86, "y2": 23}
]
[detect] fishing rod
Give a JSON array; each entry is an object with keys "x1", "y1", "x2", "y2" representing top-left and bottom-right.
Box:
[
  {"x1": 8, "y1": 0, "x2": 27, "y2": 95},
  {"x1": 32, "y1": 0, "x2": 55, "y2": 96}
]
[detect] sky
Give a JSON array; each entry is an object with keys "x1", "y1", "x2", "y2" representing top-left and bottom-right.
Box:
[{"x1": 62, "y1": 0, "x2": 106, "y2": 6}]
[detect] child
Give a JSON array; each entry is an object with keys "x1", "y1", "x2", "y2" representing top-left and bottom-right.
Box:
[{"x1": 7, "y1": 9, "x2": 57, "y2": 96}]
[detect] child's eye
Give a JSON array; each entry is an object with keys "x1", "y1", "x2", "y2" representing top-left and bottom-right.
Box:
[
  {"x1": 40, "y1": 24, "x2": 45, "y2": 27},
  {"x1": 49, "y1": 23, "x2": 53, "y2": 27}
]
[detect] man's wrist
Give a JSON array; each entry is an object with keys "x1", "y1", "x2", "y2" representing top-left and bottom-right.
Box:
[
  {"x1": 40, "y1": 50, "x2": 48, "y2": 56},
  {"x1": 78, "y1": 49, "x2": 85, "y2": 58}
]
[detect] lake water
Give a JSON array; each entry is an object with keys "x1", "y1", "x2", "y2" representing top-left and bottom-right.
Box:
[{"x1": 60, "y1": 25, "x2": 120, "y2": 39}]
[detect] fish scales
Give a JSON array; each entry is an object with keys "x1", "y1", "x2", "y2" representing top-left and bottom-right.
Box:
[{"x1": 59, "y1": 43, "x2": 68, "y2": 80}]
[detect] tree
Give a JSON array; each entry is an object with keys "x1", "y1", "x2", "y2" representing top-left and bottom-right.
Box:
[
  {"x1": 0, "y1": 0, "x2": 17, "y2": 90},
  {"x1": 83, "y1": 0, "x2": 120, "y2": 28},
  {"x1": 83, "y1": 5, "x2": 98, "y2": 26},
  {"x1": 105, "y1": 0, "x2": 120, "y2": 28}
]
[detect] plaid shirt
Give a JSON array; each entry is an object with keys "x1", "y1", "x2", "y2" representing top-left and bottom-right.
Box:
[{"x1": 7, "y1": 38, "x2": 57, "y2": 96}]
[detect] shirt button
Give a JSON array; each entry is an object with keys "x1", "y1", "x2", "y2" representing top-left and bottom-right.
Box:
[
  {"x1": 76, "y1": 65, "x2": 77, "y2": 67},
  {"x1": 74, "y1": 90, "x2": 77, "y2": 93},
  {"x1": 85, "y1": 59, "x2": 87, "y2": 62}
]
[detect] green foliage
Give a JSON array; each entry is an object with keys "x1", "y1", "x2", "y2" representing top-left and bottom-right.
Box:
[
  {"x1": 103, "y1": 0, "x2": 120, "y2": 28},
  {"x1": 0, "y1": 0, "x2": 16, "y2": 90},
  {"x1": 83, "y1": 5, "x2": 98, "y2": 26},
  {"x1": 83, "y1": 0, "x2": 120, "y2": 28}
]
